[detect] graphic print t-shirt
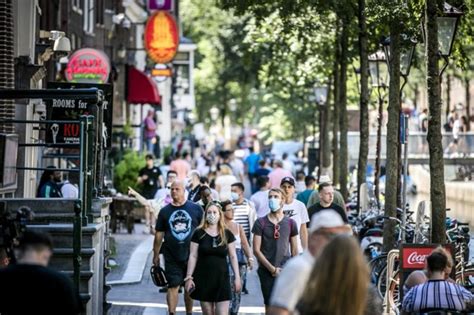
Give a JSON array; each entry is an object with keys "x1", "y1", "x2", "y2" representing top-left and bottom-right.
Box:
[
  {"x1": 156, "y1": 201, "x2": 203, "y2": 262},
  {"x1": 282, "y1": 199, "x2": 309, "y2": 253}
]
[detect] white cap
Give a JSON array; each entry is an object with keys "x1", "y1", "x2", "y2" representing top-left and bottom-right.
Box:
[
  {"x1": 309, "y1": 210, "x2": 345, "y2": 233},
  {"x1": 318, "y1": 175, "x2": 332, "y2": 184}
]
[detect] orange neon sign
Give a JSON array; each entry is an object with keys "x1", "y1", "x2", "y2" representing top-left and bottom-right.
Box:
[{"x1": 144, "y1": 11, "x2": 179, "y2": 64}]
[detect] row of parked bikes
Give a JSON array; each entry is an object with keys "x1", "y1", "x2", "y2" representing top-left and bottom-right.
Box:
[{"x1": 347, "y1": 192, "x2": 473, "y2": 314}]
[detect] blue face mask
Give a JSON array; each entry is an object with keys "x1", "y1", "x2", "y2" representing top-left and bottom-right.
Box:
[
  {"x1": 230, "y1": 192, "x2": 239, "y2": 202},
  {"x1": 269, "y1": 198, "x2": 281, "y2": 212}
]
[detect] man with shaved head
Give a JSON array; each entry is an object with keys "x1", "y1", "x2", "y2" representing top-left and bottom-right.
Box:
[{"x1": 153, "y1": 180, "x2": 203, "y2": 315}]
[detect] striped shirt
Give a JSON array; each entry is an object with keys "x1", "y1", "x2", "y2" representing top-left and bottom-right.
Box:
[
  {"x1": 402, "y1": 280, "x2": 473, "y2": 313},
  {"x1": 232, "y1": 199, "x2": 256, "y2": 240}
]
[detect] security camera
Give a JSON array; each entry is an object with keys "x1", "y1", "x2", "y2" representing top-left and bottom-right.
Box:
[{"x1": 53, "y1": 36, "x2": 71, "y2": 53}]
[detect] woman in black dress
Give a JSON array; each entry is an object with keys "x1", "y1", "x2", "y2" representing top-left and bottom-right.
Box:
[{"x1": 185, "y1": 201, "x2": 241, "y2": 315}]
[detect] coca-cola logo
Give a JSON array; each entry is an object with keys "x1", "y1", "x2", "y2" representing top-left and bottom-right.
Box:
[
  {"x1": 402, "y1": 245, "x2": 452, "y2": 269},
  {"x1": 407, "y1": 252, "x2": 427, "y2": 265}
]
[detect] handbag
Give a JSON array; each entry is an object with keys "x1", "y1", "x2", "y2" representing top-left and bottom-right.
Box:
[
  {"x1": 236, "y1": 248, "x2": 247, "y2": 265},
  {"x1": 150, "y1": 265, "x2": 168, "y2": 287}
]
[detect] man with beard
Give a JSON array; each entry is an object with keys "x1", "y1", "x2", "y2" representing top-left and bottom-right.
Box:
[
  {"x1": 37, "y1": 166, "x2": 63, "y2": 198},
  {"x1": 153, "y1": 180, "x2": 203, "y2": 315}
]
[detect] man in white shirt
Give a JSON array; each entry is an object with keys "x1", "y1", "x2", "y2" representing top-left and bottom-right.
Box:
[
  {"x1": 268, "y1": 210, "x2": 352, "y2": 315},
  {"x1": 61, "y1": 172, "x2": 79, "y2": 198},
  {"x1": 280, "y1": 177, "x2": 309, "y2": 253},
  {"x1": 250, "y1": 175, "x2": 271, "y2": 217}
]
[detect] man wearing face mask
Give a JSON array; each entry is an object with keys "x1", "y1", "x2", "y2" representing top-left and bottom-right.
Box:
[
  {"x1": 252, "y1": 188, "x2": 299, "y2": 311},
  {"x1": 230, "y1": 183, "x2": 257, "y2": 242}
]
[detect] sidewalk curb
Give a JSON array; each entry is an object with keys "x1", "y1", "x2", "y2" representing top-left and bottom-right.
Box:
[{"x1": 107, "y1": 236, "x2": 154, "y2": 285}]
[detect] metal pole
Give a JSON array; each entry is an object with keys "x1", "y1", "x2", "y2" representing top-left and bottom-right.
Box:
[
  {"x1": 401, "y1": 114, "x2": 409, "y2": 243},
  {"x1": 0, "y1": 88, "x2": 100, "y2": 102}
]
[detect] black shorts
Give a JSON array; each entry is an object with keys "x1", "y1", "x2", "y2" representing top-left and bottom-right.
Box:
[
  {"x1": 164, "y1": 256, "x2": 187, "y2": 288},
  {"x1": 257, "y1": 267, "x2": 275, "y2": 306}
]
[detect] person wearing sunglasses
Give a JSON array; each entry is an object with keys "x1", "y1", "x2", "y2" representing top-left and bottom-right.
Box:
[{"x1": 251, "y1": 188, "x2": 299, "y2": 310}]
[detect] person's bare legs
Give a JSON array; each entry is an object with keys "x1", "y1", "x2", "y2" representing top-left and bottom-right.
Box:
[
  {"x1": 215, "y1": 301, "x2": 230, "y2": 315},
  {"x1": 200, "y1": 301, "x2": 215, "y2": 315},
  {"x1": 184, "y1": 290, "x2": 194, "y2": 313},
  {"x1": 167, "y1": 286, "x2": 179, "y2": 314}
]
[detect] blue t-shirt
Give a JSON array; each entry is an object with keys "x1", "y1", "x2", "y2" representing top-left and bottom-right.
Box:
[
  {"x1": 245, "y1": 153, "x2": 261, "y2": 174},
  {"x1": 296, "y1": 189, "x2": 313, "y2": 207},
  {"x1": 255, "y1": 167, "x2": 271, "y2": 178},
  {"x1": 156, "y1": 200, "x2": 203, "y2": 262}
]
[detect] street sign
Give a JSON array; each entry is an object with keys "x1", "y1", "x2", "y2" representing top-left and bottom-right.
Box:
[
  {"x1": 151, "y1": 67, "x2": 172, "y2": 78},
  {"x1": 148, "y1": 0, "x2": 174, "y2": 11},
  {"x1": 46, "y1": 82, "x2": 113, "y2": 148}
]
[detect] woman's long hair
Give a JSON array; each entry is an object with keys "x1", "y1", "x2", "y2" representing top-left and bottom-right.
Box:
[
  {"x1": 299, "y1": 235, "x2": 369, "y2": 315},
  {"x1": 36, "y1": 166, "x2": 56, "y2": 197},
  {"x1": 198, "y1": 201, "x2": 228, "y2": 246}
]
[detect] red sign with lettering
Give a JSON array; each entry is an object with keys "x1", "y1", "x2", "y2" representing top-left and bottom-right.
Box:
[
  {"x1": 401, "y1": 245, "x2": 453, "y2": 269},
  {"x1": 66, "y1": 48, "x2": 111, "y2": 83}
]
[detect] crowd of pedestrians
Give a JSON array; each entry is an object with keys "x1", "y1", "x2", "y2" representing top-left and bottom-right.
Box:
[{"x1": 129, "y1": 147, "x2": 474, "y2": 315}]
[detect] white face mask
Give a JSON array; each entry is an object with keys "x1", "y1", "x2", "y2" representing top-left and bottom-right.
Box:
[{"x1": 206, "y1": 212, "x2": 219, "y2": 225}]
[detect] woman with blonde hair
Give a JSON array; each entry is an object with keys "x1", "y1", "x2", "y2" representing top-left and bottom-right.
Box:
[
  {"x1": 185, "y1": 201, "x2": 241, "y2": 315},
  {"x1": 298, "y1": 235, "x2": 370, "y2": 315}
]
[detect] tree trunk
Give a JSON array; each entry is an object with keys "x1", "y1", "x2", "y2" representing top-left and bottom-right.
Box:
[
  {"x1": 357, "y1": 0, "x2": 369, "y2": 212},
  {"x1": 338, "y1": 19, "x2": 349, "y2": 200},
  {"x1": 332, "y1": 21, "x2": 341, "y2": 186},
  {"x1": 374, "y1": 94, "x2": 384, "y2": 208},
  {"x1": 426, "y1": 0, "x2": 446, "y2": 244},
  {"x1": 382, "y1": 21, "x2": 401, "y2": 252},
  {"x1": 466, "y1": 78, "x2": 471, "y2": 131}
]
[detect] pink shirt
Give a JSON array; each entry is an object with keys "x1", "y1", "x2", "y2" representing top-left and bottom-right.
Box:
[
  {"x1": 268, "y1": 167, "x2": 293, "y2": 188},
  {"x1": 170, "y1": 159, "x2": 191, "y2": 180}
]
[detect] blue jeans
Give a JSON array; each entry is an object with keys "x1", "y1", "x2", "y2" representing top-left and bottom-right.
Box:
[{"x1": 145, "y1": 138, "x2": 154, "y2": 153}]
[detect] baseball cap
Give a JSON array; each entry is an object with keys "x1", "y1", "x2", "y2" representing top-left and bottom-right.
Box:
[
  {"x1": 309, "y1": 210, "x2": 345, "y2": 233},
  {"x1": 280, "y1": 176, "x2": 295, "y2": 186},
  {"x1": 318, "y1": 175, "x2": 332, "y2": 184}
]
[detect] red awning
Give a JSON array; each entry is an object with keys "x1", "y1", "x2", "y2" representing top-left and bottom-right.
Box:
[{"x1": 127, "y1": 66, "x2": 161, "y2": 105}]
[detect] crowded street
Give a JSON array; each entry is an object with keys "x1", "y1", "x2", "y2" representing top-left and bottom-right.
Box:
[{"x1": 2, "y1": 1, "x2": 474, "y2": 315}]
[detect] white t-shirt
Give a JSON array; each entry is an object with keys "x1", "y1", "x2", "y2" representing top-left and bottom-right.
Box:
[
  {"x1": 270, "y1": 251, "x2": 314, "y2": 311},
  {"x1": 230, "y1": 158, "x2": 245, "y2": 179},
  {"x1": 61, "y1": 181, "x2": 78, "y2": 198},
  {"x1": 250, "y1": 190, "x2": 270, "y2": 217},
  {"x1": 282, "y1": 199, "x2": 309, "y2": 253},
  {"x1": 215, "y1": 174, "x2": 237, "y2": 201}
]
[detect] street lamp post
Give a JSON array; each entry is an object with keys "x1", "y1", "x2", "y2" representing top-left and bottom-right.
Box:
[
  {"x1": 368, "y1": 50, "x2": 388, "y2": 209},
  {"x1": 314, "y1": 85, "x2": 329, "y2": 177},
  {"x1": 381, "y1": 35, "x2": 416, "y2": 242}
]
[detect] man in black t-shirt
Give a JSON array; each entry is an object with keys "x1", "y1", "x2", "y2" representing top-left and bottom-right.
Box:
[
  {"x1": 153, "y1": 180, "x2": 203, "y2": 315},
  {"x1": 0, "y1": 231, "x2": 81, "y2": 315},
  {"x1": 307, "y1": 182, "x2": 348, "y2": 223},
  {"x1": 138, "y1": 154, "x2": 164, "y2": 199}
]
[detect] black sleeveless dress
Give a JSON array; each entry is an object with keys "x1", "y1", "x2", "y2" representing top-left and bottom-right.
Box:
[{"x1": 190, "y1": 228, "x2": 236, "y2": 302}]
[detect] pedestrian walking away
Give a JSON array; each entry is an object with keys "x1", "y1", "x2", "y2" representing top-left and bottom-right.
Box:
[
  {"x1": 268, "y1": 160, "x2": 292, "y2": 189},
  {"x1": 280, "y1": 176, "x2": 309, "y2": 253},
  {"x1": 296, "y1": 175, "x2": 316, "y2": 207},
  {"x1": 244, "y1": 147, "x2": 261, "y2": 193},
  {"x1": 153, "y1": 180, "x2": 204, "y2": 315},
  {"x1": 222, "y1": 200, "x2": 254, "y2": 315},
  {"x1": 0, "y1": 231, "x2": 81, "y2": 315},
  {"x1": 250, "y1": 175, "x2": 271, "y2": 218},
  {"x1": 215, "y1": 165, "x2": 238, "y2": 201},
  {"x1": 252, "y1": 188, "x2": 299, "y2": 310},
  {"x1": 185, "y1": 201, "x2": 242, "y2": 315},
  {"x1": 170, "y1": 152, "x2": 192, "y2": 180},
  {"x1": 297, "y1": 235, "x2": 372, "y2": 315},
  {"x1": 403, "y1": 248, "x2": 473, "y2": 313}
]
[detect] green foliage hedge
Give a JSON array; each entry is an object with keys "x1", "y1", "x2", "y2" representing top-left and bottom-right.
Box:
[{"x1": 113, "y1": 150, "x2": 146, "y2": 194}]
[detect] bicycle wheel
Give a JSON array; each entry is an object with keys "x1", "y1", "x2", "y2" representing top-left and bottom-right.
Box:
[
  {"x1": 387, "y1": 270, "x2": 400, "y2": 311},
  {"x1": 377, "y1": 265, "x2": 388, "y2": 299},
  {"x1": 456, "y1": 267, "x2": 474, "y2": 286},
  {"x1": 369, "y1": 254, "x2": 387, "y2": 287}
]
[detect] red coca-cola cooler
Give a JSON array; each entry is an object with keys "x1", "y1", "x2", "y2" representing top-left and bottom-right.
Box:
[{"x1": 399, "y1": 244, "x2": 454, "y2": 302}]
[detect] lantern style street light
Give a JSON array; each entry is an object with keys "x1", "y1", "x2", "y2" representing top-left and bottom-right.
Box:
[
  {"x1": 421, "y1": 2, "x2": 463, "y2": 76},
  {"x1": 312, "y1": 84, "x2": 329, "y2": 177},
  {"x1": 368, "y1": 50, "x2": 389, "y2": 89},
  {"x1": 314, "y1": 85, "x2": 328, "y2": 106},
  {"x1": 380, "y1": 35, "x2": 416, "y2": 89}
]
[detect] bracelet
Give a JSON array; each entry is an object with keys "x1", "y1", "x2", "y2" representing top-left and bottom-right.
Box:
[{"x1": 184, "y1": 275, "x2": 193, "y2": 282}]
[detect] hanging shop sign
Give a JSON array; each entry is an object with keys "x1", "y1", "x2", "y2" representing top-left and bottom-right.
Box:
[
  {"x1": 46, "y1": 82, "x2": 113, "y2": 148},
  {"x1": 65, "y1": 48, "x2": 111, "y2": 84},
  {"x1": 144, "y1": 11, "x2": 179, "y2": 64},
  {"x1": 148, "y1": 0, "x2": 174, "y2": 11}
]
